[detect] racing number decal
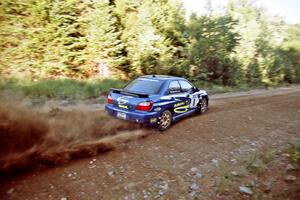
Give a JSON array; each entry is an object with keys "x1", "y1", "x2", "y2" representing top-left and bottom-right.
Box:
[
  {"x1": 189, "y1": 94, "x2": 200, "y2": 108},
  {"x1": 173, "y1": 93, "x2": 200, "y2": 113},
  {"x1": 173, "y1": 97, "x2": 189, "y2": 113}
]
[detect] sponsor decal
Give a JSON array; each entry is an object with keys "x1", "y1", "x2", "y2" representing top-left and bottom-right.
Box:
[
  {"x1": 174, "y1": 104, "x2": 190, "y2": 113},
  {"x1": 174, "y1": 102, "x2": 185, "y2": 108},
  {"x1": 150, "y1": 118, "x2": 157, "y2": 123},
  {"x1": 117, "y1": 96, "x2": 132, "y2": 104},
  {"x1": 119, "y1": 104, "x2": 128, "y2": 109},
  {"x1": 117, "y1": 96, "x2": 132, "y2": 109},
  {"x1": 154, "y1": 107, "x2": 162, "y2": 111}
]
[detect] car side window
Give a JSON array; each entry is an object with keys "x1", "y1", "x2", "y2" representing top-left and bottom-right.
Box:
[
  {"x1": 179, "y1": 80, "x2": 193, "y2": 93},
  {"x1": 169, "y1": 81, "x2": 181, "y2": 94}
]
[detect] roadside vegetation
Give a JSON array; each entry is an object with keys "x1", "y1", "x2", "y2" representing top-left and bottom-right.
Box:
[
  {"x1": 287, "y1": 138, "x2": 300, "y2": 165},
  {"x1": 212, "y1": 138, "x2": 300, "y2": 198},
  {"x1": 0, "y1": 77, "x2": 280, "y2": 100},
  {"x1": 0, "y1": 78, "x2": 126, "y2": 99}
]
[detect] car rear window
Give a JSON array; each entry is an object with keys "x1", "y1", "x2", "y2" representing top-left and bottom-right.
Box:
[{"x1": 124, "y1": 78, "x2": 163, "y2": 94}]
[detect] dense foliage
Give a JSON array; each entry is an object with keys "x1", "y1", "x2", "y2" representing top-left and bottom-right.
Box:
[{"x1": 0, "y1": 0, "x2": 299, "y2": 86}]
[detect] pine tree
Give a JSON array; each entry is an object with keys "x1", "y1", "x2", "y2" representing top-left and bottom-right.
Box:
[
  {"x1": 90, "y1": 0, "x2": 187, "y2": 77},
  {"x1": 187, "y1": 13, "x2": 240, "y2": 85},
  {"x1": 0, "y1": 0, "x2": 52, "y2": 76},
  {"x1": 84, "y1": 0, "x2": 126, "y2": 77}
]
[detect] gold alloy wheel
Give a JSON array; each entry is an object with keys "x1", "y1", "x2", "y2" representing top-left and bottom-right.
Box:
[{"x1": 159, "y1": 110, "x2": 172, "y2": 130}]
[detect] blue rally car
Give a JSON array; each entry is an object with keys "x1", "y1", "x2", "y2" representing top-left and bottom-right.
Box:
[{"x1": 105, "y1": 75, "x2": 209, "y2": 131}]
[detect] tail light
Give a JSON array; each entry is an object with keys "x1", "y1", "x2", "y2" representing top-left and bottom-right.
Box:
[
  {"x1": 136, "y1": 101, "x2": 153, "y2": 111},
  {"x1": 107, "y1": 94, "x2": 113, "y2": 104}
]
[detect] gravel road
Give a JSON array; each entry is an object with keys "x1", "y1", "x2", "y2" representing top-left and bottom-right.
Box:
[{"x1": 1, "y1": 85, "x2": 300, "y2": 200}]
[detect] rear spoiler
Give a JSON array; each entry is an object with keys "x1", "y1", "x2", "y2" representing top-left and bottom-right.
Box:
[{"x1": 110, "y1": 88, "x2": 149, "y2": 98}]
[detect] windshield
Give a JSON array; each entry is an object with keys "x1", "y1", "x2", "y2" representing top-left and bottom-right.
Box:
[{"x1": 124, "y1": 78, "x2": 163, "y2": 94}]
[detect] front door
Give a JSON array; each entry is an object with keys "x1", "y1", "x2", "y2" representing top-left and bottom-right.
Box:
[
  {"x1": 168, "y1": 80, "x2": 191, "y2": 116},
  {"x1": 178, "y1": 80, "x2": 200, "y2": 111}
]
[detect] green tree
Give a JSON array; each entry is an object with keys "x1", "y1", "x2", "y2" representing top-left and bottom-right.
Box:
[
  {"x1": 0, "y1": 0, "x2": 52, "y2": 77},
  {"x1": 84, "y1": 0, "x2": 126, "y2": 76},
  {"x1": 0, "y1": 0, "x2": 299, "y2": 85},
  {"x1": 226, "y1": 0, "x2": 299, "y2": 85},
  {"x1": 113, "y1": 0, "x2": 187, "y2": 77},
  {"x1": 279, "y1": 24, "x2": 300, "y2": 83},
  {"x1": 187, "y1": 13, "x2": 240, "y2": 85}
]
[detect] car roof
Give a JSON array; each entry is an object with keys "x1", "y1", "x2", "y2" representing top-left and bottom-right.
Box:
[{"x1": 140, "y1": 75, "x2": 185, "y2": 81}]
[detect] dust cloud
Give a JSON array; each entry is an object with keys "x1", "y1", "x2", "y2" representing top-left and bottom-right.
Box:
[{"x1": 0, "y1": 98, "x2": 147, "y2": 174}]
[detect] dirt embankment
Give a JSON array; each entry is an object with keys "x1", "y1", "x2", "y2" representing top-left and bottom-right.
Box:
[{"x1": 0, "y1": 98, "x2": 146, "y2": 174}]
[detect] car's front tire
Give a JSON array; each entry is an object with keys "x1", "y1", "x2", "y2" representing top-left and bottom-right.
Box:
[{"x1": 157, "y1": 110, "x2": 172, "y2": 131}]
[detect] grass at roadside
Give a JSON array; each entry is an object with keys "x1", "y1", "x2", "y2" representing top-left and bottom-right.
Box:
[
  {"x1": 0, "y1": 78, "x2": 127, "y2": 100},
  {"x1": 0, "y1": 78, "x2": 295, "y2": 100},
  {"x1": 287, "y1": 138, "x2": 300, "y2": 164},
  {"x1": 192, "y1": 80, "x2": 269, "y2": 94},
  {"x1": 215, "y1": 161, "x2": 234, "y2": 194},
  {"x1": 212, "y1": 138, "x2": 300, "y2": 199}
]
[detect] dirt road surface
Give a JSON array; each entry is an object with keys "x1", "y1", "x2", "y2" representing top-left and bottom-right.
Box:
[{"x1": 1, "y1": 86, "x2": 300, "y2": 200}]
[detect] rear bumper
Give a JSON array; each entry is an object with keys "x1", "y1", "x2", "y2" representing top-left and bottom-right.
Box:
[{"x1": 105, "y1": 104, "x2": 160, "y2": 126}]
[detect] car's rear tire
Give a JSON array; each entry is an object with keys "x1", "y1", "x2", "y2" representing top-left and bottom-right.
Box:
[
  {"x1": 198, "y1": 98, "x2": 208, "y2": 114},
  {"x1": 157, "y1": 110, "x2": 172, "y2": 131}
]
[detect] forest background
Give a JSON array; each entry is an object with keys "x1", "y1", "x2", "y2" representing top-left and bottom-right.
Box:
[{"x1": 0, "y1": 0, "x2": 299, "y2": 99}]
